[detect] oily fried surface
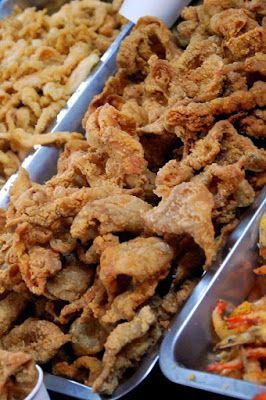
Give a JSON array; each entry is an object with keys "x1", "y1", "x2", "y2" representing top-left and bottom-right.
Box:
[
  {"x1": 0, "y1": 0, "x2": 125, "y2": 187},
  {"x1": 0, "y1": 0, "x2": 265, "y2": 395},
  {"x1": 0, "y1": 318, "x2": 69, "y2": 364},
  {"x1": 0, "y1": 349, "x2": 38, "y2": 400}
]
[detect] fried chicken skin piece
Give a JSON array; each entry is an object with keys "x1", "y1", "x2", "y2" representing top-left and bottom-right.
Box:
[
  {"x1": 53, "y1": 356, "x2": 102, "y2": 387},
  {"x1": 45, "y1": 262, "x2": 94, "y2": 301},
  {"x1": 145, "y1": 181, "x2": 215, "y2": 267},
  {"x1": 155, "y1": 122, "x2": 224, "y2": 197},
  {"x1": 0, "y1": 349, "x2": 37, "y2": 400},
  {"x1": 209, "y1": 9, "x2": 258, "y2": 40},
  {"x1": 84, "y1": 104, "x2": 148, "y2": 188},
  {"x1": 0, "y1": 291, "x2": 30, "y2": 337},
  {"x1": 117, "y1": 17, "x2": 179, "y2": 77},
  {"x1": 17, "y1": 245, "x2": 62, "y2": 295},
  {"x1": 240, "y1": 110, "x2": 266, "y2": 138},
  {"x1": 71, "y1": 194, "x2": 151, "y2": 242},
  {"x1": 70, "y1": 316, "x2": 108, "y2": 356},
  {"x1": 77, "y1": 234, "x2": 119, "y2": 265},
  {"x1": 92, "y1": 306, "x2": 156, "y2": 394},
  {"x1": 99, "y1": 237, "x2": 174, "y2": 323},
  {"x1": 0, "y1": 318, "x2": 69, "y2": 364},
  {"x1": 164, "y1": 81, "x2": 266, "y2": 137}
]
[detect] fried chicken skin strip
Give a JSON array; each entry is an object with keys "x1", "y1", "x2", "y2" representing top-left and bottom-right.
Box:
[
  {"x1": 70, "y1": 316, "x2": 108, "y2": 356},
  {"x1": 155, "y1": 122, "x2": 224, "y2": 197},
  {"x1": 145, "y1": 182, "x2": 215, "y2": 267},
  {"x1": 84, "y1": 104, "x2": 147, "y2": 187},
  {"x1": 99, "y1": 237, "x2": 174, "y2": 323},
  {"x1": 71, "y1": 194, "x2": 151, "y2": 242},
  {"x1": 0, "y1": 318, "x2": 69, "y2": 364},
  {"x1": 0, "y1": 291, "x2": 30, "y2": 337},
  {"x1": 92, "y1": 306, "x2": 156, "y2": 394},
  {"x1": 45, "y1": 262, "x2": 94, "y2": 301},
  {"x1": 117, "y1": 17, "x2": 179, "y2": 76},
  {"x1": 164, "y1": 81, "x2": 266, "y2": 137},
  {"x1": 0, "y1": 349, "x2": 37, "y2": 400},
  {"x1": 16, "y1": 245, "x2": 62, "y2": 295},
  {"x1": 53, "y1": 356, "x2": 102, "y2": 387}
]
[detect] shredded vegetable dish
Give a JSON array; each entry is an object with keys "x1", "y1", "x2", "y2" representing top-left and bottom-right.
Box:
[{"x1": 208, "y1": 212, "x2": 266, "y2": 384}]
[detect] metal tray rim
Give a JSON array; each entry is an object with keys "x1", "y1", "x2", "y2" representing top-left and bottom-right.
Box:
[{"x1": 159, "y1": 186, "x2": 266, "y2": 399}]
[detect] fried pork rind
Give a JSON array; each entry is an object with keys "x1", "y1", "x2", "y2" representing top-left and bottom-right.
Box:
[
  {"x1": 70, "y1": 316, "x2": 108, "y2": 356},
  {"x1": 0, "y1": 0, "x2": 265, "y2": 395},
  {"x1": 92, "y1": 305, "x2": 156, "y2": 394},
  {"x1": 99, "y1": 237, "x2": 174, "y2": 323},
  {"x1": 0, "y1": 291, "x2": 30, "y2": 337},
  {"x1": 0, "y1": 349, "x2": 38, "y2": 400},
  {"x1": 0, "y1": 318, "x2": 69, "y2": 364},
  {"x1": 145, "y1": 182, "x2": 215, "y2": 267},
  {"x1": 45, "y1": 262, "x2": 94, "y2": 301},
  {"x1": 71, "y1": 194, "x2": 151, "y2": 242},
  {"x1": 0, "y1": 0, "x2": 124, "y2": 186}
]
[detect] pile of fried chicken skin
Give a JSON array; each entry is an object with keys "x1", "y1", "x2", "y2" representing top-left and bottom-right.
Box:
[{"x1": 0, "y1": 0, "x2": 265, "y2": 394}]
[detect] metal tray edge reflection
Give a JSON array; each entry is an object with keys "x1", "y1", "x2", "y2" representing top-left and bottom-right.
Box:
[{"x1": 159, "y1": 186, "x2": 266, "y2": 399}]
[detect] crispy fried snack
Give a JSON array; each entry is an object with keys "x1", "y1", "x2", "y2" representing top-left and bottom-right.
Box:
[
  {"x1": 0, "y1": 0, "x2": 125, "y2": 186},
  {"x1": 0, "y1": 318, "x2": 69, "y2": 364},
  {"x1": 0, "y1": 0, "x2": 265, "y2": 395},
  {"x1": 0, "y1": 349, "x2": 38, "y2": 400}
]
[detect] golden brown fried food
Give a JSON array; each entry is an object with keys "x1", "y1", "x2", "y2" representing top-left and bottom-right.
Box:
[
  {"x1": 71, "y1": 194, "x2": 151, "y2": 242},
  {"x1": 117, "y1": 17, "x2": 180, "y2": 76},
  {"x1": 92, "y1": 306, "x2": 156, "y2": 394},
  {"x1": 45, "y1": 262, "x2": 94, "y2": 301},
  {"x1": 18, "y1": 245, "x2": 62, "y2": 295},
  {"x1": 0, "y1": 291, "x2": 30, "y2": 337},
  {"x1": 0, "y1": 318, "x2": 69, "y2": 364},
  {"x1": 84, "y1": 104, "x2": 148, "y2": 188},
  {"x1": 0, "y1": 349, "x2": 37, "y2": 400},
  {"x1": 99, "y1": 237, "x2": 174, "y2": 323},
  {"x1": 145, "y1": 181, "x2": 215, "y2": 267},
  {"x1": 70, "y1": 316, "x2": 108, "y2": 356},
  {"x1": 53, "y1": 355, "x2": 102, "y2": 387},
  {"x1": 0, "y1": 0, "x2": 265, "y2": 394},
  {"x1": 0, "y1": 0, "x2": 125, "y2": 186}
]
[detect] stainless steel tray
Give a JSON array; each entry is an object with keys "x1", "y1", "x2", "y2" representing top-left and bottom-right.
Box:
[
  {"x1": 0, "y1": 0, "x2": 132, "y2": 199},
  {"x1": 160, "y1": 186, "x2": 266, "y2": 399},
  {"x1": 0, "y1": 2, "x2": 157, "y2": 396},
  {"x1": 0, "y1": 19, "x2": 134, "y2": 209}
]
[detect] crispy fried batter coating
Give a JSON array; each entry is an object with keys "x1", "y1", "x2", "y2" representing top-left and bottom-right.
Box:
[
  {"x1": 0, "y1": 349, "x2": 37, "y2": 400},
  {"x1": 0, "y1": 318, "x2": 69, "y2": 364},
  {"x1": 45, "y1": 262, "x2": 94, "y2": 301},
  {"x1": 0, "y1": 0, "x2": 125, "y2": 186},
  {"x1": 99, "y1": 237, "x2": 173, "y2": 323},
  {"x1": 70, "y1": 316, "x2": 108, "y2": 356},
  {"x1": 71, "y1": 194, "x2": 151, "y2": 242},
  {"x1": 92, "y1": 306, "x2": 156, "y2": 394},
  {"x1": 0, "y1": 291, "x2": 30, "y2": 337},
  {"x1": 0, "y1": 0, "x2": 265, "y2": 395}
]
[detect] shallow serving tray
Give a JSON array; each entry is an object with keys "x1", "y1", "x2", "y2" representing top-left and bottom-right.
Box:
[
  {"x1": 160, "y1": 186, "x2": 266, "y2": 399},
  {"x1": 2, "y1": 1, "x2": 262, "y2": 398}
]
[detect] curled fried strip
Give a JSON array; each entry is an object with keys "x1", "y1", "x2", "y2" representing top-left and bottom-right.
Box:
[
  {"x1": 92, "y1": 306, "x2": 156, "y2": 393},
  {"x1": 0, "y1": 318, "x2": 69, "y2": 364},
  {"x1": 145, "y1": 182, "x2": 215, "y2": 267}
]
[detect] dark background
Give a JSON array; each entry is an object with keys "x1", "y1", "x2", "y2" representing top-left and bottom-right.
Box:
[{"x1": 50, "y1": 363, "x2": 234, "y2": 400}]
